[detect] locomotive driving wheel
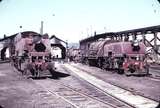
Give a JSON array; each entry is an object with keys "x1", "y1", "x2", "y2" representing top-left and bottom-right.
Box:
[
  {"x1": 117, "y1": 69, "x2": 124, "y2": 74},
  {"x1": 35, "y1": 70, "x2": 40, "y2": 77},
  {"x1": 97, "y1": 58, "x2": 102, "y2": 68},
  {"x1": 47, "y1": 62, "x2": 55, "y2": 77},
  {"x1": 144, "y1": 65, "x2": 150, "y2": 75},
  {"x1": 23, "y1": 67, "x2": 29, "y2": 75},
  {"x1": 101, "y1": 62, "x2": 106, "y2": 70},
  {"x1": 85, "y1": 58, "x2": 90, "y2": 66}
]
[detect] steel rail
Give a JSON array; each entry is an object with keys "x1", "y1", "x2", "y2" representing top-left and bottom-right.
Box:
[{"x1": 65, "y1": 63, "x2": 158, "y2": 108}]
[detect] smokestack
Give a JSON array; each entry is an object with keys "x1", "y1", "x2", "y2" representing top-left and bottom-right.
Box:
[
  {"x1": 40, "y1": 21, "x2": 44, "y2": 35},
  {"x1": 94, "y1": 31, "x2": 96, "y2": 36}
]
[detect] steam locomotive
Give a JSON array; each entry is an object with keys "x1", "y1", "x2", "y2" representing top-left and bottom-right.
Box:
[
  {"x1": 79, "y1": 39, "x2": 149, "y2": 75},
  {"x1": 13, "y1": 33, "x2": 55, "y2": 77},
  {"x1": 68, "y1": 48, "x2": 81, "y2": 62}
]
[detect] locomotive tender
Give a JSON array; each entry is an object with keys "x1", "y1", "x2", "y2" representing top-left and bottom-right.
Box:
[
  {"x1": 13, "y1": 33, "x2": 55, "y2": 77},
  {"x1": 80, "y1": 38, "x2": 149, "y2": 75}
]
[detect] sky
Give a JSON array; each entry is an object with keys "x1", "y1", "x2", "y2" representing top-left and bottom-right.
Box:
[{"x1": 0, "y1": 0, "x2": 160, "y2": 43}]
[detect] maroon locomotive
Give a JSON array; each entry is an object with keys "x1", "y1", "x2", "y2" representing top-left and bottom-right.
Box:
[
  {"x1": 80, "y1": 38, "x2": 149, "y2": 75},
  {"x1": 13, "y1": 33, "x2": 55, "y2": 77},
  {"x1": 68, "y1": 48, "x2": 81, "y2": 62}
]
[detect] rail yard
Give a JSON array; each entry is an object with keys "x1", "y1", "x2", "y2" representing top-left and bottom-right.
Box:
[
  {"x1": 1, "y1": 0, "x2": 160, "y2": 107},
  {"x1": 0, "y1": 24, "x2": 160, "y2": 108}
]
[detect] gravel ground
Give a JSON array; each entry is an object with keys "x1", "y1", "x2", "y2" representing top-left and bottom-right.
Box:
[
  {"x1": 0, "y1": 63, "x2": 75, "y2": 108},
  {"x1": 70, "y1": 62, "x2": 160, "y2": 102}
]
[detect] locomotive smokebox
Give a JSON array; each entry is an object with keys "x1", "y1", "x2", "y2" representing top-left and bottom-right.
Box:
[
  {"x1": 34, "y1": 42, "x2": 46, "y2": 52},
  {"x1": 132, "y1": 40, "x2": 140, "y2": 51}
]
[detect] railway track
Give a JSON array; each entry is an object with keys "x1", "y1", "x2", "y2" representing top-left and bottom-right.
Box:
[
  {"x1": 29, "y1": 62, "x2": 135, "y2": 108},
  {"x1": 148, "y1": 68, "x2": 160, "y2": 82},
  {"x1": 60, "y1": 65, "x2": 135, "y2": 108},
  {"x1": 148, "y1": 75, "x2": 160, "y2": 82},
  {"x1": 64, "y1": 63, "x2": 159, "y2": 108},
  {"x1": 70, "y1": 63, "x2": 160, "y2": 101},
  {"x1": 33, "y1": 78, "x2": 122, "y2": 108}
]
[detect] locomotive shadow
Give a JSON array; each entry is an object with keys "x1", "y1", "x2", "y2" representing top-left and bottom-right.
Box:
[
  {"x1": 125, "y1": 73, "x2": 151, "y2": 77},
  {"x1": 29, "y1": 70, "x2": 70, "y2": 80},
  {"x1": 49, "y1": 71, "x2": 71, "y2": 80}
]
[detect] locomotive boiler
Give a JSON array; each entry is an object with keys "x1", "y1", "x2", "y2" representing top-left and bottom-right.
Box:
[
  {"x1": 13, "y1": 33, "x2": 55, "y2": 77},
  {"x1": 80, "y1": 39, "x2": 149, "y2": 75}
]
